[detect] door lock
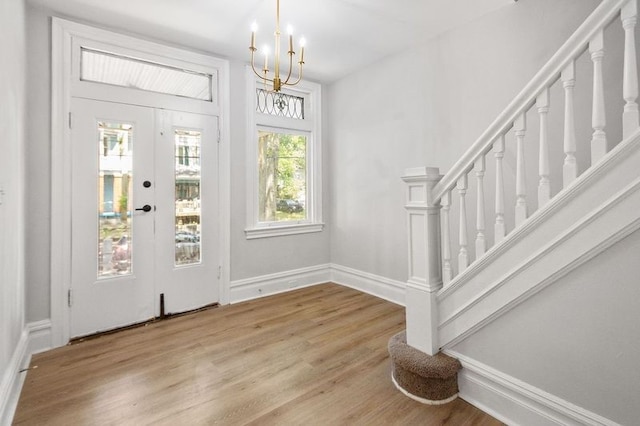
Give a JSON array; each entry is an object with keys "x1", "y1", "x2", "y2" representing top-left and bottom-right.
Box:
[{"x1": 135, "y1": 204, "x2": 152, "y2": 212}]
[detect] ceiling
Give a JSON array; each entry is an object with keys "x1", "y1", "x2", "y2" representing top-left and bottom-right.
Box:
[{"x1": 29, "y1": 0, "x2": 514, "y2": 83}]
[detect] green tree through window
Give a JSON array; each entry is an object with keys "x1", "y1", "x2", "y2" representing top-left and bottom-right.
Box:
[{"x1": 258, "y1": 131, "x2": 307, "y2": 222}]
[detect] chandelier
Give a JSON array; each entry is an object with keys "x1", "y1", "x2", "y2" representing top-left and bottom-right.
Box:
[{"x1": 249, "y1": 0, "x2": 305, "y2": 93}]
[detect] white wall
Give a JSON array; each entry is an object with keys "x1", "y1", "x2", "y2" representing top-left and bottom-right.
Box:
[
  {"x1": 452, "y1": 228, "x2": 640, "y2": 426},
  {"x1": 0, "y1": 0, "x2": 27, "y2": 419},
  {"x1": 327, "y1": 0, "x2": 603, "y2": 281},
  {"x1": 24, "y1": 7, "x2": 330, "y2": 325}
]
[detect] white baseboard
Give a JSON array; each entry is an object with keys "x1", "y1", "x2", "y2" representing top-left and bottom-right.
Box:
[
  {"x1": 447, "y1": 350, "x2": 621, "y2": 426},
  {"x1": 26, "y1": 320, "x2": 52, "y2": 357},
  {"x1": 229, "y1": 263, "x2": 407, "y2": 307},
  {"x1": 330, "y1": 264, "x2": 406, "y2": 306},
  {"x1": 0, "y1": 329, "x2": 28, "y2": 426},
  {"x1": 229, "y1": 264, "x2": 331, "y2": 303},
  {"x1": 0, "y1": 320, "x2": 53, "y2": 426}
]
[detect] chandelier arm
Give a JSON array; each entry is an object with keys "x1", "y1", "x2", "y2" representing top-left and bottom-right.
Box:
[
  {"x1": 250, "y1": 50, "x2": 275, "y2": 83},
  {"x1": 282, "y1": 51, "x2": 295, "y2": 85},
  {"x1": 284, "y1": 61, "x2": 304, "y2": 87}
]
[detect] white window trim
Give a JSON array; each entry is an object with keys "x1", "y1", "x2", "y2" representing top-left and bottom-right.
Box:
[{"x1": 245, "y1": 66, "x2": 323, "y2": 239}]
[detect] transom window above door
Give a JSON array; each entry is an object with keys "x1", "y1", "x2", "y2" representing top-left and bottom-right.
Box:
[
  {"x1": 80, "y1": 48, "x2": 213, "y2": 101},
  {"x1": 68, "y1": 33, "x2": 222, "y2": 116}
]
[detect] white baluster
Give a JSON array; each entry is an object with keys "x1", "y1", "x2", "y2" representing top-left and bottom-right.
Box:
[
  {"x1": 590, "y1": 30, "x2": 607, "y2": 164},
  {"x1": 458, "y1": 175, "x2": 469, "y2": 272},
  {"x1": 623, "y1": 0, "x2": 639, "y2": 138},
  {"x1": 494, "y1": 136, "x2": 506, "y2": 243},
  {"x1": 515, "y1": 113, "x2": 528, "y2": 226},
  {"x1": 537, "y1": 88, "x2": 551, "y2": 207},
  {"x1": 475, "y1": 157, "x2": 486, "y2": 258},
  {"x1": 562, "y1": 61, "x2": 578, "y2": 187},
  {"x1": 441, "y1": 191, "x2": 452, "y2": 285}
]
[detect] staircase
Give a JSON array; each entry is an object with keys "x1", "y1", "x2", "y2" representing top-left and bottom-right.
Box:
[{"x1": 400, "y1": 0, "x2": 640, "y2": 424}]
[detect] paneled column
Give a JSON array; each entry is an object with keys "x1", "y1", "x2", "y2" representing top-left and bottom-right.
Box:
[{"x1": 402, "y1": 167, "x2": 443, "y2": 356}]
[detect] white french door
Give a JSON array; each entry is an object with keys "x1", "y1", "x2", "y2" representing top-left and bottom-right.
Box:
[{"x1": 70, "y1": 98, "x2": 219, "y2": 338}]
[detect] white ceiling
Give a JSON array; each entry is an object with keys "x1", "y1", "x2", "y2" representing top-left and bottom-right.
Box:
[{"x1": 29, "y1": 0, "x2": 514, "y2": 83}]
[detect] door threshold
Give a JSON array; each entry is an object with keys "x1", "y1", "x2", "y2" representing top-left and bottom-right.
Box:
[{"x1": 70, "y1": 302, "x2": 220, "y2": 344}]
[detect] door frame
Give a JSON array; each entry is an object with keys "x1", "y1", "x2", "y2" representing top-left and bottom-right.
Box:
[{"x1": 51, "y1": 18, "x2": 231, "y2": 347}]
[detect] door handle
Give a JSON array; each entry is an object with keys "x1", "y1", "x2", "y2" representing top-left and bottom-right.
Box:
[{"x1": 135, "y1": 204, "x2": 152, "y2": 212}]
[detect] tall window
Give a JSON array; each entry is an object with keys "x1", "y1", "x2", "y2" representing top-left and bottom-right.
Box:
[{"x1": 246, "y1": 69, "x2": 323, "y2": 238}]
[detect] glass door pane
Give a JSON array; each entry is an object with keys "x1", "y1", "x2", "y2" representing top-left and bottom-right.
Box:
[
  {"x1": 174, "y1": 129, "x2": 201, "y2": 266},
  {"x1": 98, "y1": 122, "x2": 133, "y2": 277}
]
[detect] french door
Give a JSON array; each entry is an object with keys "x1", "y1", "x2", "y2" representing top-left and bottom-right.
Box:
[{"x1": 70, "y1": 98, "x2": 219, "y2": 338}]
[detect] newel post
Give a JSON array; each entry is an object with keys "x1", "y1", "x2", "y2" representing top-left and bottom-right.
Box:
[{"x1": 402, "y1": 167, "x2": 443, "y2": 356}]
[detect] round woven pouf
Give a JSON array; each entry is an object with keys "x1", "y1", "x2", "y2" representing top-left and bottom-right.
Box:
[{"x1": 388, "y1": 330, "x2": 462, "y2": 405}]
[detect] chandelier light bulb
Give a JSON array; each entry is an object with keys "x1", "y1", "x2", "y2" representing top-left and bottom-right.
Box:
[
  {"x1": 250, "y1": 21, "x2": 258, "y2": 50},
  {"x1": 262, "y1": 45, "x2": 270, "y2": 70},
  {"x1": 287, "y1": 24, "x2": 294, "y2": 35}
]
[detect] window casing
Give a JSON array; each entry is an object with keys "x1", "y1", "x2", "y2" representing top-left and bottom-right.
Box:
[{"x1": 245, "y1": 68, "x2": 323, "y2": 239}]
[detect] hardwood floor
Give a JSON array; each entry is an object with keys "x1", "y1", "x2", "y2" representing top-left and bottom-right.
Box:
[{"x1": 14, "y1": 284, "x2": 502, "y2": 425}]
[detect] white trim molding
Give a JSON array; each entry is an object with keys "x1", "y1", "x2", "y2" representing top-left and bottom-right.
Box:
[
  {"x1": 245, "y1": 222, "x2": 324, "y2": 240},
  {"x1": 229, "y1": 264, "x2": 407, "y2": 307},
  {"x1": 0, "y1": 320, "x2": 52, "y2": 425},
  {"x1": 26, "y1": 320, "x2": 53, "y2": 357},
  {"x1": 0, "y1": 330, "x2": 28, "y2": 426},
  {"x1": 448, "y1": 350, "x2": 622, "y2": 426},
  {"x1": 229, "y1": 264, "x2": 331, "y2": 303},
  {"x1": 330, "y1": 264, "x2": 406, "y2": 306}
]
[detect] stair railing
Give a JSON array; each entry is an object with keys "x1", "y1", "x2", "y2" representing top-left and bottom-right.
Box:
[{"x1": 403, "y1": 0, "x2": 638, "y2": 355}]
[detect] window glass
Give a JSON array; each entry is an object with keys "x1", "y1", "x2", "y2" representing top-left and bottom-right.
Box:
[
  {"x1": 256, "y1": 88, "x2": 304, "y2": 119},
  {"x1": 81, "y1": 48, "x2": 212, "y2": 101},
  {"x1": 258, "y1": 130, "x2": 307, "y2": 222}
]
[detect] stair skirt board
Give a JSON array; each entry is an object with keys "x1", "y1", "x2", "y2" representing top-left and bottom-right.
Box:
[
  {"x1": 437, "y1": 175, "x2": 640, "y2": 349},
  {"x1": 447, "y1": 350, "x2": 622, "y2": 426}
]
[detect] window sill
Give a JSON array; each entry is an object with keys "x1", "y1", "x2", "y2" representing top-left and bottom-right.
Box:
[{"x1": 245, "y1": 222, "x2": 324, "y2": 240}]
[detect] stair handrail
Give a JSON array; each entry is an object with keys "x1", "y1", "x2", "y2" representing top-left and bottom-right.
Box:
[{"x1": 432, "y1": 0, "x2": 631, "y2": 203}]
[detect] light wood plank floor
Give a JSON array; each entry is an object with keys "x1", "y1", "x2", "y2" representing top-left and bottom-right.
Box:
[{"x1": 14, "y1": 283, "x2": 502, "y2": 425}]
